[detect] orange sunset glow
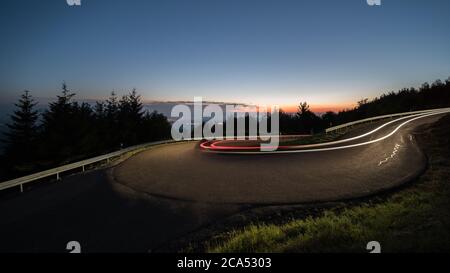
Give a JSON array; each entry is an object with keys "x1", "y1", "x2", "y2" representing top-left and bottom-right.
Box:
[{"x1": 280, "y1": 103, "x2": 357, "y2": 114}]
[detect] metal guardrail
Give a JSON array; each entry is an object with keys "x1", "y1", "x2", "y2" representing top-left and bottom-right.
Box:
[
  {"x1": 325, "y1": 107, "x2": 450, "y2": 133},
  {"x1": 0, "y1": 139, "x2": 176, "y2": 193}
]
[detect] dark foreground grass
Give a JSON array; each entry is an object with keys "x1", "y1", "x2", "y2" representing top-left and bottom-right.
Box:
[{"x1": 206, "y1": 115, "x2": 450, "y2": 253}]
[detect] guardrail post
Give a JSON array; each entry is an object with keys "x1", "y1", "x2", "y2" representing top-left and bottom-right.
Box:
[
  {"x1": 20, "y1": 184, "x2": 23, "y2": 193},
  {"x1": 82, "y1": 165, "x2": 85, "y2": 172},
  {"x1": 56, "y1": 172, "x2": 60, "y2": 181}
]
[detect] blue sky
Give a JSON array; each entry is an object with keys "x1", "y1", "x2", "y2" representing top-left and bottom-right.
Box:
[{"x1": 0, "y1": 0, "x2": 449, "y2": 111}]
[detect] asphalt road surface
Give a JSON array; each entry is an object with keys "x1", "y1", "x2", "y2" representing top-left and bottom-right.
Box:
[
  {"x1": 113, "y1": 113, "x2": 442, "y2": 204},
  {"x1": 0, "y1": 113, "x2": 446, "y2": 252}
]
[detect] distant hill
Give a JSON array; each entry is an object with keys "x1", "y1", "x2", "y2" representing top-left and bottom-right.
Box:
[{"x1": 329, "y1": 79, "x2": 450, "y2": 127}]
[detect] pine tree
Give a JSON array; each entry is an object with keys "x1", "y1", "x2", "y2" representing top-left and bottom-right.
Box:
[
  {"x1": 3, "y1": 90, "x2": 39, "y2": 169},
  {"x1": 41, "y1": 82, "x2": 79, "y2": 162},
  {"x1": 118, "y1": 89, "x2": 144, "y2": 146},
  {"x1": 106, "y1": 91, "x2": 119, "y2": 119},
  {"x1": 42, "y1": 83, "x2": 76, "y2": 127},
  {"x1": 296, "y1": 102, "x2": 311, "y2": 117},
  {"x1": 105, "y1": 91, "x2": 120, "y2": 149}
]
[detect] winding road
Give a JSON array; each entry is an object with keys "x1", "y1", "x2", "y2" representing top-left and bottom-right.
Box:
[
  {"x1": 113, "y1": 111, "x2": 446, "y2": 204},
  {"x1": 0, "y1": 111, "x2": 448, "y2": 252}
]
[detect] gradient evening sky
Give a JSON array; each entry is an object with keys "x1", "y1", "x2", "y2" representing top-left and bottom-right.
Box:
[{"x1": 0, "y1": 0, "x2": 449, "y2": 112}]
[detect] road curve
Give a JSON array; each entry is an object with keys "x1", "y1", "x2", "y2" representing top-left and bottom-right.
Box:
[
  {"x1": 0, "y1": 112, "x2": 447, "y2": 252},
  {"x1": 113, "y1": 112, "x2": 448, "y2": 204}
]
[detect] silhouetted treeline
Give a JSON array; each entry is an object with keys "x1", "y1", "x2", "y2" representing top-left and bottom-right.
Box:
[
  {"x1": 278, "y1": 77, "x2": 450, "y2": 134},
  {"x1": 0, "y1": 84, "x2": 171, "y2": 181},
  {"x1": 323, "y1": 78, "x2": 450, "y2": 127}
]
